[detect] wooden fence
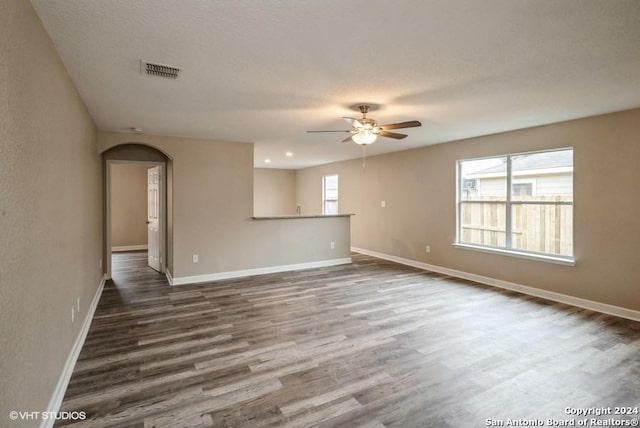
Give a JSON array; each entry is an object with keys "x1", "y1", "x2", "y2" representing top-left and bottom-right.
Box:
[{"x1": 460, "y1": 196, "x2": 572, "y2": 256}]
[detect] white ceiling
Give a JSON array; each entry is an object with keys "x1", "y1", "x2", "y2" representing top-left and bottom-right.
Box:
[{"x1": 31, "y1": 0, "x2": 640, "y2": 169}]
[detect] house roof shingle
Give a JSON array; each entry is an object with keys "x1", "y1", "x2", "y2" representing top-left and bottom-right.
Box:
[{"x1": 470, "y1": 150, "x2": 572, "y2": 176}]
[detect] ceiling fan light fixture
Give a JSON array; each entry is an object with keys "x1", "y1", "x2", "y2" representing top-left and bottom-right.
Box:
[
  {"x1": 307, "y1": 104, "x2": 421, "y2": 145},
  {"x1": 352, "y1": 130, "x2": 377, "y2": 145}
]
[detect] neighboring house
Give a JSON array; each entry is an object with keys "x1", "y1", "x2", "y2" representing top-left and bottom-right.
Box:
[{"x1": 463, "y1": 150, "x2": 573, "y2": 199}]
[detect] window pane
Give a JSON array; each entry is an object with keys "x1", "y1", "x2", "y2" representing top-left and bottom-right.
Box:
[
  {"x1": 324, "y1": 174, "x2": 338, "y2": 188},
  {"x1": 457, "y1": 149, "x2": 573, "y2": 259},
  {"x1": 460, "y1": 202, "x2": 506, "y2": 247},
  {"x1": 460, "y1": 157, "x2": 507, "y2": 201},
  {"x1": 325, "y1": 189, "x2": 338, "y2": 200},
  {"x1": 323, "y1": 174, "x2": 338, "y2": 215},
  {"x1": 511, "y1": 204, "x2": 573, "y2": 256},
  {"x1": 511, "y1": 149, "x2": 573, "y2": 202},
  {"x1": 324, "y1": 201, "x2": 338, "y2": 215}
]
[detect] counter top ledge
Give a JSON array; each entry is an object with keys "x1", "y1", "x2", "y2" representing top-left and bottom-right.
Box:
[{"x1": 252, "y1": 214, "x2": 355, "y2": 220}]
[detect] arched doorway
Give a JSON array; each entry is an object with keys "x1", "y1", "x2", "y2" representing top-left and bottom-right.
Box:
[{"x1": 103, "y1": 144, "x2": 171, "y2": 280}]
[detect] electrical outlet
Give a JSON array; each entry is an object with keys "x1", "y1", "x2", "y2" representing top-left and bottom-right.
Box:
[
  {"x1": 71, "y1": 306, "x2": 75, "y2": 323},
  {"x1": 77, "y1": 297, "x2": 80, "y2": 313},
  {"x1": 330, "y1": 242, "x2": 335, "y2": 249},
  {"x1": 192, "y1": 254, "x2": 199, "y2": 263},
  {"x1": 426, "y1": 245, "x2": 431, "y2": 253},
  {"x1": 381, "y1": 200, "x2": 386, "y2": 208}
]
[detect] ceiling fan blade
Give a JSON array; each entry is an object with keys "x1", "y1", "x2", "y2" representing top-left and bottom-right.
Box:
[
  {"x1": 379, "y1": 120, "x2": 422, "y2": 130},
  {"x1": 307, "y1": 130, "x2": 352, "y2": 133},
  {"x1": 378, "y1": 130, "x2": 408, "y2": 140},
  {"x1": 342, "y1": 117, "x2": 364, "y2": 129},
  {"x1": 341, "y1": 135, "x2": 354, "y2": 143}
]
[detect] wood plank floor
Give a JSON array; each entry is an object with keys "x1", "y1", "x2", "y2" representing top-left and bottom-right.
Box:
[{"x1": 57, "y1": 252, "x2": 640, "y2": 427}]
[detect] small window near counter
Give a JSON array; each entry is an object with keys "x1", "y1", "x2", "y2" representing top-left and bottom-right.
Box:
[{"x1": 322, "y1": 174, "x2": 339, "y2": 215}]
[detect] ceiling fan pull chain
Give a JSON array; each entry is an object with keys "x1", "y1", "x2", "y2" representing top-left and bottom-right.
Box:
[{"x1": 362, "y1": 145, "x2": 366, "y2": 168}]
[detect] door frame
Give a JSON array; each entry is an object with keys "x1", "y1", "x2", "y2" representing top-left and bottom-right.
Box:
[{"x1": 105, "y1": 160, "x2": 166, "y2": 279}]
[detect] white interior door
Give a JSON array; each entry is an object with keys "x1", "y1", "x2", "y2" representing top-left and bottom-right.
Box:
[{"x1": 147, "y1": 166, "x2": 161, "y2": 272}]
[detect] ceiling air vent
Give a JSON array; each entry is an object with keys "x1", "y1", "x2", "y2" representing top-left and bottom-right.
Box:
[{"x1": 141, "y1": 60, "x2": 181, "y2": 79}]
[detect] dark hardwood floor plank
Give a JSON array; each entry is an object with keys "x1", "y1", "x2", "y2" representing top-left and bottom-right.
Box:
[{"x1": 55, "y1": 251, "x2": 640, "y2": 427}]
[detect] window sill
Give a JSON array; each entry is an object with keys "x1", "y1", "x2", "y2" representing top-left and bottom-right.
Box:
[{"x1": 452, "y1": 243, "x2": 575, "y2": 266}]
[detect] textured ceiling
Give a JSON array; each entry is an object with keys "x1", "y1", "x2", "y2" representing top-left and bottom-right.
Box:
[{"x1": 31, "y1": 0, "x2": 640, "y2": 168}]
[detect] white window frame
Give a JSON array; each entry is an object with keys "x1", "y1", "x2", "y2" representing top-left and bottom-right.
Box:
[
  {"x1": 322, "y1": 174, "x2": 339, "y2": 215},
  {"x1": 454, "y1": 148, "x2": 574, "y2": 265}
]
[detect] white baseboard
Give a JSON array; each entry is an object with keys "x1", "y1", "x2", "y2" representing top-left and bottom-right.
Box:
[
  {"x1": 168, "y1": 257, "x2": 352, "y2": 286},
  {"x1": 351, "y1": 247, "x2": 640, "y2": 323},
  {"x1": 41, "y1": 274, "x2": 106, "y2": 428},
  {"x1": 112, "y1": 244, "x2": 148, "y2": 252},
  {"x1": 165, "y1": 268, "x2": 173, "y2": 285}
]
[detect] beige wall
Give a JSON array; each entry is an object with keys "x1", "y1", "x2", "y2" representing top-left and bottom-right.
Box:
[
  {"x1": 254, "y1": 168, "x2": 296, "y2": 216},
  {"x1": 0, "y1": 1, "x2": 102, "y2": 426},
  {"x1": 297, "y1": 109, "x2": 640, "y2": 312},
  {"x1": 99, "y1": 132, "x2": 350, "y2": 279},
  {"x1": 110, "y1": 164, "x2": 148, "y2": 248}
]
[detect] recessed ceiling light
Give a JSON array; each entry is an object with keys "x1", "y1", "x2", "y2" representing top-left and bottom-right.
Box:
[
  {"x1": 264, "y1": 159, "x2": 271, "y2": 163},
  {"x1": 285, "y1": 152, "x2": 293, "y2": 157}
]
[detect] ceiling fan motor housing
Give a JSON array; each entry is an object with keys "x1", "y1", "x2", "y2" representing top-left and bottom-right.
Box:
[
  {"x1": 360, "y1": 118, "x2": 377, "y2": 130},
  {"x1": 358, "y1": 105, "x2": 371, "y2": 115}
]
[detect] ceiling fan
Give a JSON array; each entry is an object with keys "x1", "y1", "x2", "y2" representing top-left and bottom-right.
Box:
[{"x1": 307, "y1": 105, "x2": 421, "y2": 145}]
